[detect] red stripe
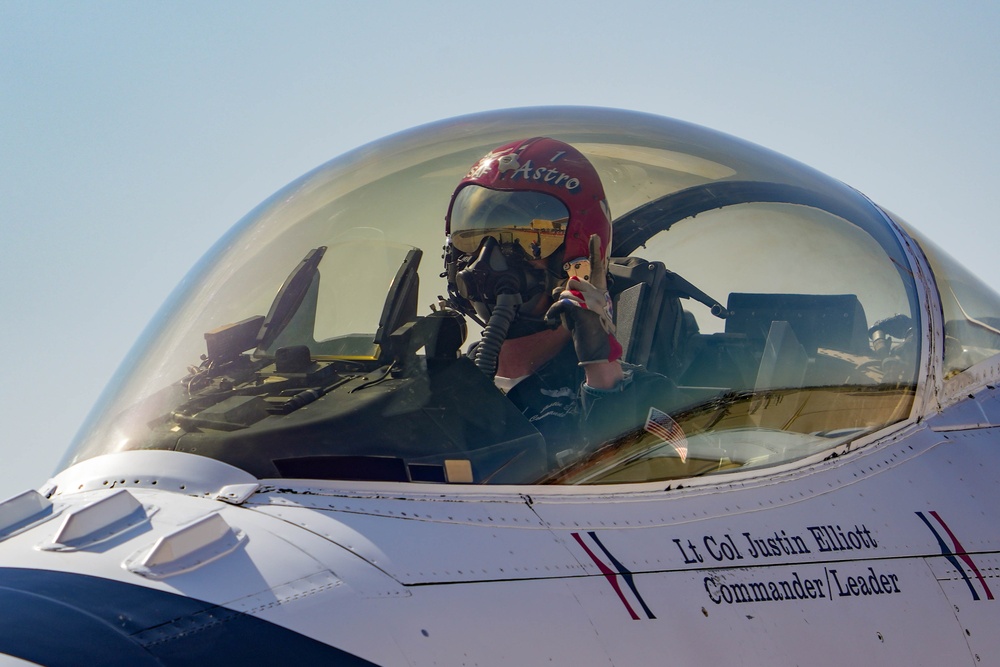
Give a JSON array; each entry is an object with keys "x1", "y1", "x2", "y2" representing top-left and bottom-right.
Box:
[
  {"x1": 571, "y1": 532, "x2": 640, "y2": 620},
  {"x1": 931, "y1": 511, "x2": 994, "y2": 600}
]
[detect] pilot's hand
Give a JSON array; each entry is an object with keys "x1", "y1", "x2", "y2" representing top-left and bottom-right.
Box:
[{"x1": 545, "y1": 235, "x2": 623, "y2": 365}]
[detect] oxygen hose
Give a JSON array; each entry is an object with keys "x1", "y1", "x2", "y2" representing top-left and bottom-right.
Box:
[{"x1": 474, "y1": 292, "x2": 522, "y2": 379}]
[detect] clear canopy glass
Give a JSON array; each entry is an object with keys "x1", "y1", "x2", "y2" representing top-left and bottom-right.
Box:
[
  {"x1": 62, "y1": 108, "x2": 926, "y2": 486},
  {"x1": 896, "y1": 219, "x2": 1000, "y2": 378}
]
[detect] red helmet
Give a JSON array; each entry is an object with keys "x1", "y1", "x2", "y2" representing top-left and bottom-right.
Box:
[{"x1": 446, "y1": 137, "x2": 611, "y2": 266}]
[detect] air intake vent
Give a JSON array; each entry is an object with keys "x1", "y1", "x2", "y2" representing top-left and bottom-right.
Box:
[{"x1": 125, "y1": 512, "x2": 246, "y2": 579}]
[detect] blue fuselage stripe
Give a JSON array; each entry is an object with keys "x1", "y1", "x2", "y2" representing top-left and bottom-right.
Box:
[{"x1": 0, "y1": 567, "x2": 380, "y2": 666}]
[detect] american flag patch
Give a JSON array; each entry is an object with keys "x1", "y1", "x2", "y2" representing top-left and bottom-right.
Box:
[{"x1": 645, "y1": 407, "x2": 688, "y2": 462}]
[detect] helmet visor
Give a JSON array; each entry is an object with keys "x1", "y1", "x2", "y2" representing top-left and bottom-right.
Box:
[{"x1": 449, "y1": 185, "x2": 570, "y2": 259}]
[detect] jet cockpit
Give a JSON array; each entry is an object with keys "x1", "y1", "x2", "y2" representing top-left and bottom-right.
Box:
[{"x1": 60, "y1": 108, "x2": 1000, "y2": 489}]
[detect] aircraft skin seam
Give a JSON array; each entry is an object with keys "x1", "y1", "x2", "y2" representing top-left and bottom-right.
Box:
[
  {"x1": 246, "y1": 426, "x2": 932, "y2": 514},
  {"x1": 243, "y1": 434, "x2": 945, "y2": 534},
  {"x1": 535, "y1": 436, "x2": 949, "y2": 530},
  {"x1": 391, "y1": 552, "x2": 1000, "y2": 588},
  {"x1": 245, "y1": 417, "x2": 932, "y2": 504},
  {"x1": 229, "y1": 579, "x2": 344, "y2": 618}
]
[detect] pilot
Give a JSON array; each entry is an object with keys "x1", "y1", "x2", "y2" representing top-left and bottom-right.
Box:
[{"x1": 444, "y1": 137, "x2": 675, "y2": 467}]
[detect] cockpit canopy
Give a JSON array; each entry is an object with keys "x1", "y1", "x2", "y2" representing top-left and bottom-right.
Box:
[{"x1": 61, "y1": 107, "x2": 995, "y2": 486}]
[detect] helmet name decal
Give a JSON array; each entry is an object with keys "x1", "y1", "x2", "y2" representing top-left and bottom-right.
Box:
[{"x1": 506, "y1": 158, "x2": 581, "y2": 192}]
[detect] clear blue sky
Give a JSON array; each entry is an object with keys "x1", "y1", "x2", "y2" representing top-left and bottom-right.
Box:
[{"x1": 1, "y1": 1, "x2": 998, "y2": 496}]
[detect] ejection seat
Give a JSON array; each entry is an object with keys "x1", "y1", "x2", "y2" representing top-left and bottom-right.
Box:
[
  {"x1": 608, "y1": 261, "x2": 874, "y2": 393},
  {"x1": 608, "y1": 257, "x2": 703, "y2": 379},
  {"x1": 676, "y1": 292, "x2": 872, "y2": 393}
]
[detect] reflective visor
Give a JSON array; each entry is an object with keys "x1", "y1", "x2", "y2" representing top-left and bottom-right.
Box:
[{"x1": 449, "y1": 185, "x2": 570, "y2": 259}]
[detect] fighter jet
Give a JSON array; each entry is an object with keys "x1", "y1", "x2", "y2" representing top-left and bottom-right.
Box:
[{"x1": 0, "y1": 106, "x2": 998, "y2": 665}]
